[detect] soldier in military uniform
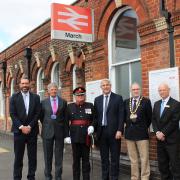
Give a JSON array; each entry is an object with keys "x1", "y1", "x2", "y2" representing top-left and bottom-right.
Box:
[{"x1": 66, "y1": 87, "x2": 94, "y2": 180}]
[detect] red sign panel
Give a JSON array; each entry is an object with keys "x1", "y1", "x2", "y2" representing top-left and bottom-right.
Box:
[{"x1": 51, "y1": 3, "x2": 94, "y2": 42}]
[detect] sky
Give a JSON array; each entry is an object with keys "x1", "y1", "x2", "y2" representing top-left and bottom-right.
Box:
[{"x1": 0, "y1": 0, "x2": 76, "y2": 52}]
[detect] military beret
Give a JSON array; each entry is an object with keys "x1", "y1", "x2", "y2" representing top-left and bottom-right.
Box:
[{"x1": 73, "y1": 86, "x2": 86, "y2": 96}]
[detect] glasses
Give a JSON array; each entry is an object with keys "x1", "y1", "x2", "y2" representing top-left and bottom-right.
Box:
[{"x1": 132, "y1": 88, "x2": 140, "y2": 91}]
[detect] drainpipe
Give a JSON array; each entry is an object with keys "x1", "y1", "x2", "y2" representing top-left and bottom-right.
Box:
[{"x1": 160, "y1": 0, "x2": 175, "y2": 67}]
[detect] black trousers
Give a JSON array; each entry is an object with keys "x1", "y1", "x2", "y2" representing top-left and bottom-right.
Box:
[
  {"x1": 157, "y1": 141, "x2": 180, "y2": 180},
  {"x1": 43, "y1": 136, "x2": 64, "y2": 180},
  {"x1": 99, "y1": 127, "x2": 121, "y2": 180},
  {"x1": 13, "y1": 134, "x2": 37, "y2": 180},
  {"x1": 72, "y1": 143, "x2": 90, "y2": 180}
]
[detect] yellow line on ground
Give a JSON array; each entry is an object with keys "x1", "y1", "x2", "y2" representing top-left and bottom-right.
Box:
[{"x1": 0, "y1": 147, "x2": 10, "y2": 153}]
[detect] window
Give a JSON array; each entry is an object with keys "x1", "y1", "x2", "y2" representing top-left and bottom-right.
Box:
[
  {"x1": 0, "y1": 84, "x2": 4, "y2": 117},
  {"x1": 10, "y1": 79, "x2": 15, "y2": 96},
  {"x1": 37, "y1": 68, "x2": 45, "y2": 100},
  {"x1": 73, "y1": 65, "x2": 77, "y2": 90},
  {"x1": 108, "y1": 7, "x2": 142, "y2": 99},
  {"x1": 51, "y1": 62, "x2": 61, "y2": 88}
]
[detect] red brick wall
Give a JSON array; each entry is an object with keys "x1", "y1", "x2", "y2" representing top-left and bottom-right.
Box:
[{"x1": 0, "y1": 0, "x2": 180, "y2": 177}]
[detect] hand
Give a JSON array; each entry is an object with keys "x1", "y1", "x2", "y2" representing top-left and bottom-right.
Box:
[
  {"x1": 87, "y1": 126, "x2": 94, "y2": 135},
  {"x1": 64, "y1": 137, "x2": 71, "y2": 144},
  {"x1": 115, "y1": 131, "x2": 122, "y2": 139},
  {"x1": 156, "y1": 131, "x2": 165, "y2": 141},
  {"x1": 21, "y1": 126, "x2": 31, "y2": 134}
]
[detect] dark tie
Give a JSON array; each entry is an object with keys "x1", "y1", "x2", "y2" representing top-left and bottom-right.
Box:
[
  {"x1": 132, "y1": 99, "x2": 137, "y2": 111},
  {"x1": 103, "y1": 95, "x2": 108, "y2": 126}
]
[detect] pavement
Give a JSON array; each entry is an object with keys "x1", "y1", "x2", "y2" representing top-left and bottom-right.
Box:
[{"x1": 0, "y1": 132, "x2": 130, "y2": 180}]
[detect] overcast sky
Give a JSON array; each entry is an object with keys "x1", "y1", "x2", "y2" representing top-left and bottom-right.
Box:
[{"x1": 0, "y1": 0, "x2": 76, "y2": 52}]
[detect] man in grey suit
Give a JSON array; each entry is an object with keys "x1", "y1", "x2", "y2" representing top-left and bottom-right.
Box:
[{"x1": 40, "y1": 83, "x2": 69, "y2": 180}]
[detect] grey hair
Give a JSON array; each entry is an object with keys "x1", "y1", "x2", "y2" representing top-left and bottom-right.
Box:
[
  {"x1": 47, "y1": 82, "x2": 58, "y2": 92},
  {"x1": 131, "y1": 82, "x2": 141, "y2": 89},
  {"x1": 100, "y1": 79, "x2": 111, "y2": 86}
]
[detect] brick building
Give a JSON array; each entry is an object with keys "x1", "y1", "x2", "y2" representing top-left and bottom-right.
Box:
[{"x1": 0, "y1": 0, "x2": 180, "y2": 179}]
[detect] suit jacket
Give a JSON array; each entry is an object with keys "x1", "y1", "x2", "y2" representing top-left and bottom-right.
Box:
[
  {"x1": 10, "y1": 91, "x2": 40, "y2": 136},
  {"x1": 66, "y1": 102, "x2": 94, "y2": 143},
  {"x1": 93, "y1": 92, "x2": 124, "y2": 140},
  {"x1": 152, "y1": 97, "x2": 180, "y2": 144},
  {"x1": 124, "y1": 97, "x2": 152, "y2": 141},
  {"x1": 40, "y1": 96, "x2": 68, "y2": 139}
]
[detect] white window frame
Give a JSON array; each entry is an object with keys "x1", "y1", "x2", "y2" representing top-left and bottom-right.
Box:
[
  {"x1": 0, "y1": 84, "x2": 5, "y2": 117},
  {"x1": 51, "y1": 62, "x2": 61, "y2": 89},
  {"x1": 37, "y1": 68, "x2": 45, "y2": 99},
  {"x1": 108, "y1": 6, "x2": 141, "y2": 96},
  {"x1": 10, "y1": 79, "x2": 15, "y2": 96}
]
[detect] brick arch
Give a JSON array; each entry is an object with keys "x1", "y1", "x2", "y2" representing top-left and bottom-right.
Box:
[
  {"x1": 97, "y1": 0, "x2": 149, "y2": 39},
  {"x1": 6, "y1": 72, "x2": 12, "y2": 90},
  {"x1": 45, "y1": 55, "x2": 62, "y2": 79},
  {"x1": 31, "y1": 61, "x2": 41, "y2": 82},
  {"x1": 65, "y1": 53, "x2": 84, "y2": 73}
]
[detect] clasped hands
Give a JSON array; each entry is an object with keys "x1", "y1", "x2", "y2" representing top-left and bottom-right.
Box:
[
  {"x1": 156, "y1": 131, "x2": 165, "y2": 141},
  {"x1": 20, "y1": 125, "x2": 31, "y2": 134}
]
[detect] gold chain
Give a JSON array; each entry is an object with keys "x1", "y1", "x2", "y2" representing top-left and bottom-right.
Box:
[{"x1": 129, "y1": 96, "x2": 143, "y2": 114}]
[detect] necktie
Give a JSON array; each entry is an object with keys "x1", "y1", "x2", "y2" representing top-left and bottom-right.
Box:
[
  {"x1": 160, "y1": 100, "x2": 165, "y2": 117},
  {"x1": 132, "y1": 99, "x2": 137, "y2": 111},
  {"x1": 23, "y1": 94, "x2": 28, "y2": 115},
  {"x1": 103, "y1": 95, "x2": 108, "y2": 126},
  {"x1": 53, "y1": 98, "x2": 57, "y2": 114}
]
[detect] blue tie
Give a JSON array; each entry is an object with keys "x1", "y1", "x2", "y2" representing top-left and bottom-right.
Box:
[
  {"x1": 160, "y1": 100, "x2": 165, "y2": 117},
  {"x1": 103, "y1": 96, "x2": 108, "y2": 126}
]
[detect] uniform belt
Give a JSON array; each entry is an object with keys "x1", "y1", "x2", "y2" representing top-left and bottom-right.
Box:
[{"x1": 71, "y1": 120, "x2": 90, "y2": 126}]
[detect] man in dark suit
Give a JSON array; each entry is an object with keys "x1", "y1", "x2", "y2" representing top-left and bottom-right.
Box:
[
  {"x1": 40, "y1": 82, "x2": 68, "y2": 180},
  {"x1": 124, "y1": 83, "x2": 152, "y2": 180},
  {"x1": 88, "y1": 79, "x2": 124, "y2": 180},
  {"x1": 10, "y1": 76, "x2": 41, "y2": 180},
  {"x1": 66, "y1": 87, "x2": 94, "y2": 180},
  {"x1": 152, "y1": 83, "x2": 180, "y2": 180}
]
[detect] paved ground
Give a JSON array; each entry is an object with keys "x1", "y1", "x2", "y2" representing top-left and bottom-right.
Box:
[{"x1": 0, "y1": 132, "x2": 130, "y2": 180}]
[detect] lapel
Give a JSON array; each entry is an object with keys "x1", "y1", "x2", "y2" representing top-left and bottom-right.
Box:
[
  {"x1": 27, "y1": 92, "x2": 33, "y2": 115},
  {"x1": 99, "y1": 95, "x2": 104, "y2": 114},
  {"x1": 19, "y1": 92, "x2": 26, "y2": 114},
  {"x1": 160, "y1": 97, "x2": 172, "y2": 119},
  {"x1": 107, "y1": 92, "x2": 113, "y2": 113},
  {"x1": 48, "y1": 97, "x2": 53, "y2": 114},
  {"x1": 57, "y1": 96, "x2": 62, "y2": 114}
]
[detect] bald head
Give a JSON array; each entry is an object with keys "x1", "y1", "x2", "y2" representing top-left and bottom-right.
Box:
[{"x1": 158, "y1": 83, "x2": 170, "y2": 99}]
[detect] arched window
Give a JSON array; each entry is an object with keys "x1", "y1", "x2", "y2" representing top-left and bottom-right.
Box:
[
  {"x1": 108, "y1": 7, "x2": 142, "y2": 99},
  {"x1": 51, "y1": 62, "x2": 61, "y2": 88},
  {"x1": 73, "y1": 65, "x2": 77, "y2": 90},
  {"x1": 0, "y1": 84, "x2": 5, "y2": 116},
  {"x1": 10, "y1": 79, "x2": 15, "y2": 96},
  {"x1": 51, "y1": 62, "x2": 61, "y2": 96},
  {"x1": 37, "y1": 68, "x2": 45, "y2": 100}
]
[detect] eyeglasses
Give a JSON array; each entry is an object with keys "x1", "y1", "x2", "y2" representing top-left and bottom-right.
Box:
[{"x1": 132, "y1": 88, "x2": 140, "y2": 91}]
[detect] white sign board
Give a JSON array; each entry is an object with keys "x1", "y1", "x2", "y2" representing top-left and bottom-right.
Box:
[
  {"x1": 86, "y1": 80, "x2": 102, "y2": 103},
  {"x1": 149, "y1": 67, "x2": 179, "y2": 106}
]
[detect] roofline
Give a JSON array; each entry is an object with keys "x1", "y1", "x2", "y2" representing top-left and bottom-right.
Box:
[{"x1": 0, "y1": 0, "x2": 80, "y2": 54}]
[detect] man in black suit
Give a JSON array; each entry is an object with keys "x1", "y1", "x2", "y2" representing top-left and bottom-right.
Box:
[
  {"x1": 88, "y1": 79, "x2": 124, "y2": 180},
  {"x1": 124, "y1": 83, "x2": 152, "y2": 180},
  {"x1": 152, "y1": 83, "x2": 180, "y2": 180},
  {"x1": 40, "y1": 82, "x2": 68, "y2": 180},
  {"x1": 10, "y1": 76, "x2": 40, "y2": 180}
]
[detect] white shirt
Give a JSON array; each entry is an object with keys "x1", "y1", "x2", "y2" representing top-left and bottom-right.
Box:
[
  {"x1": 161, "y1": 96, "x2": 170, "y2": 108},
  {"x1": 102, "y1": 92, "x2": 111, "y2": 125},
  {"x1": 21, "y1": 91, "x2": 30, "y2": 115}
]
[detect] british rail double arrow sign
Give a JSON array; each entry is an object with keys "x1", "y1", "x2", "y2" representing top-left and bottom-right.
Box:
[{"x1": 51, "y1": 3, "x2": 94, "y2": 42}]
